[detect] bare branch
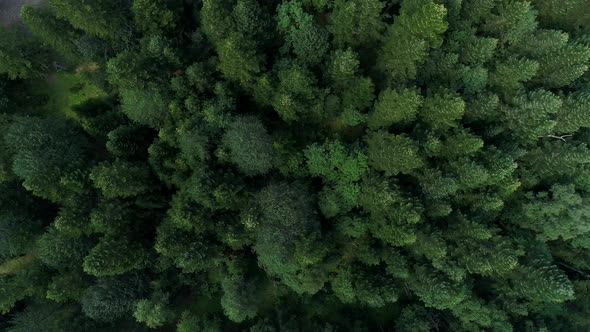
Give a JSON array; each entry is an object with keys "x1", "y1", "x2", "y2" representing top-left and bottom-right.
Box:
[{"x1": 547, "y1": 134, "x2": 573, "y2": 142}]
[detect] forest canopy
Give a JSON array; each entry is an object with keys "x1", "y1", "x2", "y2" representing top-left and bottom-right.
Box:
[{"x1": 1, "y1": 0, "x2": 590, "y2": 331}]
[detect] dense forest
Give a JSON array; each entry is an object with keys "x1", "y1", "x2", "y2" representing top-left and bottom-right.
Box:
[{"x1": 1, "y1": 0, "x2": 590, "y2": 330}]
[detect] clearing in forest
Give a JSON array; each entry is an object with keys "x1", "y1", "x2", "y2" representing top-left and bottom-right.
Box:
[{"x1": 34, "y1": 71, "x2": 106, "y2": 119}]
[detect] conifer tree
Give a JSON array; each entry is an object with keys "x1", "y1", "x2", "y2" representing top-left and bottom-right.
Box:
[
  {"x1": 83, "y1": 236, "x2": 147, "y2": 276},
  {"x1": 328, "y1": 0, "x2": 386, "y2": 48},
  {"x1": 49, "y1": 0, "x2": 130, "y2": 41},
  {"x1": 377, "y1": 0, "x2": 448, "y2": 83},
  {"x1": 21, "y1": 6, "x2": 84, "y2": 63},
  {"x1": 2, "y1": 0, "x2": 590, "y2": 329},
  {"x1": 222, "y1": 116, "x2": 275, "y2": 176},
  {"x1": 0, "y1": 27, "x2": 48, "y2": 79},
  {"x1": 90, "y1": 160, "x2": 153, "y2": 199},
  {"x1": 4, "y1": 117, "x2": 88, "y2": 202},
  {"x1": 365, "y1": 132, "x2": 424, "y2": 176},
  {"x1": 369, "y1": 88, "x2": 423, "y2": 129}
]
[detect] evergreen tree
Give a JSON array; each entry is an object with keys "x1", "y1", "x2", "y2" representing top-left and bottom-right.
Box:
[
  {"x1": 21, "y1": 6, "x2": 84, "y2": 63},
  {"x1": 0, "y1": 27, "x2": 49, "y2": 79},
  {"x1": 365, "y1": 132, "x2": 424, "y2": 176},
  {"x1": 83, "y1": 236, "x2": 148, "y2": 276},
  {"x1": 222, "y1": 116, "x2": 275, "y2": 176},
  {"x1": 81, "y1": 273, "x2": 148, "y2": 321},
  {"x1": 255, "y1": 182, "x2": 328, "y2": 294},
  {"x1": 2, "y1": 0, "x2": 590, "y2": 329},
  {"x1": 90, "y1": 160, "x2": 153, "y2": 199},
  {"x1": 49, "y1": 0, "x2": 130, "y2": 41},
  {"x1": 377, "y1": 0, "x2": 448, "y2": 83},
  {"x1": 328, "y1": 0, "x2": 386, "y2": 48},
  {"x1": 4, "y1": 117, "x2": 88, "y2": 202}
]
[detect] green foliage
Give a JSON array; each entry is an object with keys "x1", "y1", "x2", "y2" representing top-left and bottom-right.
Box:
[
  {"x1": 369, "y1": 88, "x2": 423, "y2": 129},
  {"x1": 90, "y1": 160, "x2": 153, "y2": 199},
  {"x1": 366, "y1": 132, "x2": 424, "y2": 176},
  {"x1": 255, "y1": 182, "x2": 327, "y2": 294},
  {"x1": 305, "y1": 140, "x2": 368, "y2": 217},
  {"x1": 331, "y1": 265, "x2": 398, "y2": 307},
  {"x1": 222, "y1": 116, "x2": 274, "y2": 176},
  {"x1": 271, "y1": 61, "x2": 325, "y2": 122},
  {"x1": 0, "y1": 187, "x2": 44, "y2": 259},
  {"x1": 278, "y1": 1, "x2": 330, "y2": 65},
  {"x1": 328, "y1": 0, "x2": 386, "y2": 48},
  {"x1": 0, "y1": 26, "x2": 48, "y2": 79},
  {"x1": 513, "y1": 184, "x2": 590, "y2": 246},
  {"x1": 2, "y1": 0, "x2": 590, "y2": 329},
  {"x1": 134, "y1": 298, "x2": 174, "y2": 328},
  {"x1": 360, "y1": 174, "x2": 423, "y2": 246},
  {"x1": 220, "y1": 273, "x2": 264, "y2": 322},
  {"x1": 46, "y1": 271, "x2": 88, "y2": 303},
  {"x1": 378, "y1": 0, "x2": 448, "y2": 83},
  {"x1": 4, "y1": 117, "x2": 88, "y2": 202},
  {"x1": 554, "y1": 90, "x2": 590, "y2": 133},
  {"x1": 81, "y1": 273, "x2": 148, "y2": 321},
  {"x1": 132, "y1": 0, "x2": 178, "y2": 34},
  {"x1": 37, "y1": 227, "x2": 92, "y2": 270},
  {"x1": 83, "y1": 236, "x2": 147, "y2": 276},
  {"x1": 420, "y1": 91, "x2": 465, "y2": 131},
  {"x1": 217, "y1": 33, "x2": 262, "y2": 87},
  {"x1": 49, "y1": 0, "x2": 129, "y2": 41},
  {"x1": 120, "y1": 86, "x2": 169, "y2": 128},
  {"x1": 516, "y1": 29, "x2": 590, "y2": 88},
  {"x1": 512, "y1": 258, "x2": 574, "y2": 303},
  {"x1": 481, "y1": 0, "x2": 538, "y2": 44},
  {"x1": 409, "y1": 265, "x2": 467, "y2": 310},
  {"x1": 396, "y1": 305, "x2": 433, "y2": 332},
  {"x1": 6, "y1": 302, "x2": 87, "y2": 332},
  {"x1": 177, "y1": 313, "x2": 221, "y2": 332},
  {"x1": 21, "y1": 6, "x2": 83, "y2": 63},
  {"x1": 501, "y1": 89, "x2": 561, "y2": 143}
]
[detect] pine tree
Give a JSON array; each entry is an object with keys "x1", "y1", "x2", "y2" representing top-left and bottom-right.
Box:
[
  {"x1": 255, "y1": 182, "x2": 327, "y2": 294},
  {"x1": 83, "y1": 236, "x2": 148, "y2": 276},
  {"x1": 481, "y1": 0, "x2": 538, "y2": 44},
  {"x1": 90, "y1": 160, "x2": 153, "y2": 199},
  {"x1": 21, "y1": 6, "x2": 84, "y2": 63},
  {"x1": 4, "y1": 117, "x2": 88, "y2": 202},
  {"x1": 220, "y1": 273, "x2": 264, "y2": 322},
  {"x1": 368, "y1": 88, "x2": 423, "y2": 129},
  {"x1": 377, "y1": 0, "x2": 448, "y2": 83},
  {"x1": 81, "y1": 273, "x2": 148, "y2": 321},
  {"x1": 270, "y1": 61, "x2": 325, "y2": 122},
  {"x1": 277, "y1": 0, "x2": 330, "y2": 66},
  {"x1": 37, "y1": 227, "x2": 92, "y2": 271},
  {"x1": 217, "y1": 33, "x2": 262, "y2": 88},
  {"x1": 305, "y1": 140, "x2": 368, "y2": 217},
  {"x1": 132, "y1": 0, "x2": 178, "y2": 35},
  {"x1": 359, "y1": 174, "x2": 424, "y2": 246},
  {"x1": 328, "y1": 0, "x2": 386, "y2": 48},
  {"x1": 119, "y1": 85, "x2": 170, "y2": 128},
  {"x1": 511, "y1": 184, "x2": 590, "y2": 246},
  {"x1": 500, "y1": 89, "x2": 561, "y2": 143},
  {"x1": 554, "y1": 90, "x2": 590, "y2": 133},
  {"x1": 408, "y1": 265, "x2": 468, "y2": 310},
  {"x1": 419, "y1": 91, "x2": 465, "y2": 131},
  {"x1": 134, "y1": 298, "x2": 174, "y2": 328},
  {"x1": 515, "y1": 29, "x2": 590, "y2": 88},
  {"x1": 49, "y1": 0, "x2": 130, "y2": 41},
  {"x1": 365, "y1": 131, "x2": 424, "y2": 176},
  {"x1": 0, "y1": 27, "x2": 49, "y2": 79},
  {"x1": 512, "y1": 258, "x2": 574, "y2": 303},
  {"x1": 222, "y1": 116, "x2": 275, "y2": 176}
]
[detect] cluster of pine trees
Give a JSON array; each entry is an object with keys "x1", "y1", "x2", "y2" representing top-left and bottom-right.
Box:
[{"x1": 1, "y1": 0, "x2": 590, "y2": 330}]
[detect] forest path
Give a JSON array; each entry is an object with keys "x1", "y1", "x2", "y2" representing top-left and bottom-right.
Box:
[{"x1": 0, "y1": 0, "x2": 46, "y2": 27}]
